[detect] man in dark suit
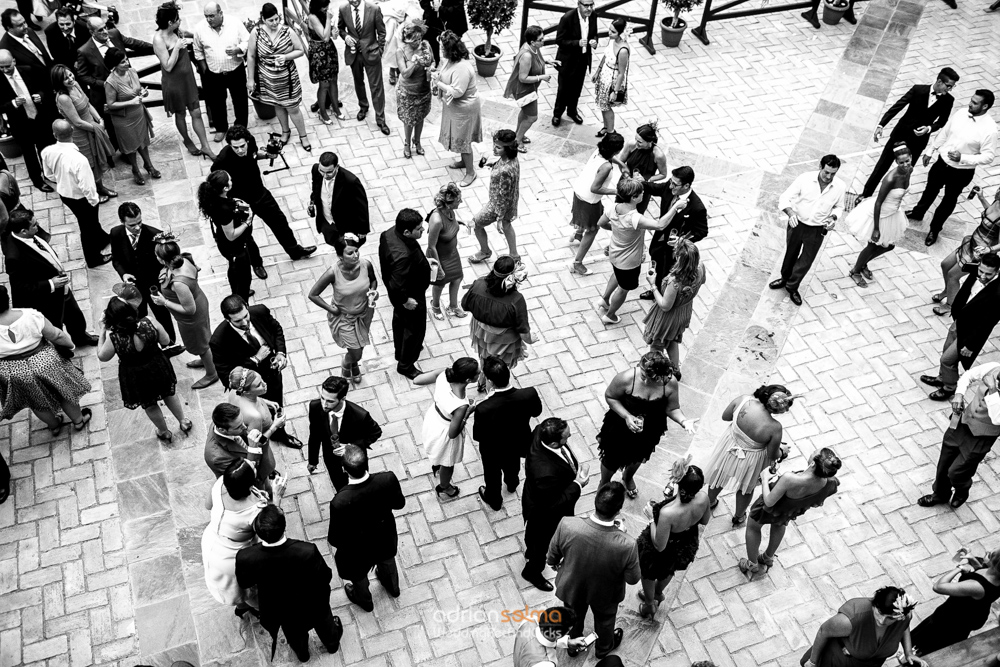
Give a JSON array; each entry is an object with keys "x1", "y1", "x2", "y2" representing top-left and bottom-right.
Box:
[
  {"x1": 327, "y1": 445, "x2": 405, "y2": 612},
  {"x1": 921, "y1": 253, "x2": 1000, "y2": 400},
  {"x1": 44, "y1": 8, "x2": 91, "y2": 71},
  {"x1": 860, "y1": 68, "x2": 958, "y2": 199},
  {"x1": 204, "y1": 402, "x2": 276, "y2": 487},
  {"x1": 640, "y1": 166, "x2": 708, "y2": 299},
  {"x1": 0, "y1": 50, "x2": 54, "y2": 193},
  {"x1": 308, "y1": 152, "x2": 370, "y2": 249},
  {"x1": 75, "y1": 16, "x2": 153, "y2": 149},
  {"x1": 552, "y1": 0, "x2": 598, "y2": 127},
  {"x1": 236, "y1": 505, "x2": 344, "y2": 662},
  {"x1": 307, "y1": 375, "x2": 383, "y2": 490},
  {"x1": 474, "y1": 356, "x2": 542, "y2": 511},
  {"x1": 2, "y1": 209, "x2": 98, "y2": 346},
  {"x1": 419, "y1": 0, "x2": 467, "y2": 63},
  {"x1": 209, "y1": 295, "x2": 303, "y2": 448},
  {"x1": 522, "y1": 417, "x2": 590, "y2": 591},
  {"x1": 379, "y1": 209, "x2": 430, "y2": 379},
  {"x1": 339, "y1": 0, "x2": 389, "y2": 135},
  {"x1": 0, "y1": 10, "x2": 53, "y2": 82},
  {"x1": 547, "y1": 483, "x2": 640, "y2": 659},
  {"x1": 109, "y1": 202, "x2": 179, "y2": 351}
]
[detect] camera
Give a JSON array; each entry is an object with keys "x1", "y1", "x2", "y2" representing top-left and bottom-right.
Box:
[{"x1": 261, "y1": 132, "x2": 290, "y2": 175}]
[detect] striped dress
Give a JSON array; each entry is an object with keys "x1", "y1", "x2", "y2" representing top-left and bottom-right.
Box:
[{"x1": 253, "y1": 25, "x2": 303, "y2": 108}]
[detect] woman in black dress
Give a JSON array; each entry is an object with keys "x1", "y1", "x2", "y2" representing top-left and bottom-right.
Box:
[
  {"x1": 96, "y1": 284, "x2": 192, "y2": 442},
  {"x1": 197, "y1": 170, "x2": 264, "y2": 302},
  {"x1": 598, "y1": 351, "x2": 695, "y2": 497},
  {"x1": 910, "y1": 549, "x2": 1000, "y2": 656},
  {"x1": 617, "y1": 122, "x2": 668, "y2": 214}
]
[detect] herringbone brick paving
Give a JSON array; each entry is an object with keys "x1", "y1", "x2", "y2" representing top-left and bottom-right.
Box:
[{"x1": 1, "y1": 0, "x2": 999, "y2": 664}]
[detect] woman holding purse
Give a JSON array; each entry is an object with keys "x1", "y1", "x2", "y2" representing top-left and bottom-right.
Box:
[
  {"x1": 593, "y1": 19, "x2": 630, "y2": 138},
  {"x1": 103, "y1": 48, "x2": 159, "y2": 185},
  {"x1": 503, "y1": 25, "x2": 551, "y2": 153}
]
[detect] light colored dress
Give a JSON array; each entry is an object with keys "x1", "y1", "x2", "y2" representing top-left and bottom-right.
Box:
[
  {"x1": 607, "y1": 205, "x2": 645, "y2": 270},
  {"x1": 437, "y1": 59, "x2": 482, "y2": 154},
  {"x1": 200, "y1": 476, "x2": 268, "y2": 605},
  {"x1": 421, "y1": 373, "x2": 468, "y2": 466},
  {"x1": 594, "y1": 40, "x2": 629, "y2": 111},
  {"x1": 846, "y1": 186, "x2": 908, "y2": 247},
  {"x1": 58, "y1": 83, "x2": 114, "y2": 175},
  {"x1": 703, "y1": 396, "x2": 769, "y2": 494},
  {"x1": 643, "y1": 264, "x2": 707, "y2": 347},
  {"x1": 326, "y1": 260, "x2": 374, "y2": 349},
  {"x1": 104, "y1": 69, "x2": 153, "y2": 155},
  {"x1": 227, "y1": 392, "x2": 276, "y2": 436}
]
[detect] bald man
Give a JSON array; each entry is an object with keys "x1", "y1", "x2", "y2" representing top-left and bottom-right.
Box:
[
  {"x1": 41, "y1": 120, "x2": 112, "y2": 268},
  {"x1": 0, "y1": 50, "x2": 55, "y2": 193},
  {"x1": 193, "y1": 3, "x2": 250, "y2": 141}
]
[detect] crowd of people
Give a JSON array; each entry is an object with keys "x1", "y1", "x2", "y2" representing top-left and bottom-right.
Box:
[{"x1": 0, "y1": 2, "x2": 998, "y2": 666}]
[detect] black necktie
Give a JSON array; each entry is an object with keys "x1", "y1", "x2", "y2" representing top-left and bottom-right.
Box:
[
  {"x1": 244, "y1": 329, "x2": 261, "y2": 354},
  {"x1": 354, "y1": 8, "x2": 361, "y2": 35},
  {"x1": 330, "y1": 413, "x2": 340, "y2": 443}
]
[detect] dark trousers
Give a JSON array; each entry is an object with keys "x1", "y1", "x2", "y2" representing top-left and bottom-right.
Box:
[
  {"x1": 248, "y1": 191, "x2": 301, "y2": 256},
  {"x1": 261, "y1": 366, "x2": 290, "y2": 441},
  {"x1": 282, "y1": 607, "x2": 343, "y2": 660},
  {"x1": 523, "y1": 515, "x2": 560, "y2": 577},
  {"x1": 937, "y1": 322, "x2": 964, "y2": 390},
  {"x1": 391, "y1": 301, "x2": 426, "y2": 369},
  {"x1": 479, "y1": 442, "x2": 520, "y2": 507},
  {"x1": 913, "y1": 157, "x2": 976, "y2": 234},
  {"x1": 861, "y1": 134, "x2": 928, "y2": 197},
  {"x1": 553, "y1": 59, "x2": 587, "y2": 118},
  {"x1": 60, "y1": 196, "x2": 110, "y2": 267},
  {"x1": 58, "y1": 290, "x2": 90, "y2": 342},
  {"x1": 350, "y1": 57, "x2": 386, "y2": 124},
  {"x1": 202, "y1": 65, "x2": 249, "y2": 133},
  {"x1": 568, "y1": 600, "x2": 618, "y2": 655},
  {"x1": 349, "y1": 558, "x2": 399, "y2": 607},
  {"x1": 14, "y1": 124, "x2": 52, "y2": 186},
  {"x1": 931, "y1": 422, "x2": 997, "y2": 500},
  {"x1": 223, "y1": 237, "x2": 263, "y2": 303},
  {"x1": 780, "y1": 223, "x2": 826, "y2": 290},
  {"x1": 808, "y1": 0, "x2": 855, "y2": 11},
  {"x1": 135, "y1": 285, "x2": 177, "y2": 343}
]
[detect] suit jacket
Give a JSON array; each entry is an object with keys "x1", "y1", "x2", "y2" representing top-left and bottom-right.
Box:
[
  {"x1": 327, "y1": 471, "x2": 405, "y2": 579},
  {"x1": 75, "y1": 31, "x2": 153, "y2": 108},
  {"x1": 522, "y1": 427, "x2": 581, "y2": 524},
  {"x1": 647, "y1": 190, "x2": 708, "y2": 257},
  {"x1": 0, "y1": 32, "x2": 52, "y2": 82},
  {"x1": 546, "y1": 516, "x2": 641, "y2": 612},
  {"x1": 209, "y1": 304, "x2": 286, "y2": 392},
  {"x1": 0, "y1": 66, "x2": 54, "y2": 142},
  {"x1": 311, "y1": 164, "x2": 370, "y2": 245},
  {"x1": 235, "y1": 539, "x2": 334, "y2": 644},
  {"x1": 879, "y1": 84, "x2": 954, "y2": 145},
  {"x1": 419, "y1": 0, "x2": 468, "y2": 36},
  {"x1": 952, "y1": 267, "x2": 1000, "y2": 368},
  {"x1": 378, "y1": 228, "x2": 430, "y2": 308},
  {"x1": 338, "y1": 1, "x2": 386, "y2": 66},
  {"x1": 204, "y1": 427, "x2": 276, "y2": 486},
  {"x1": 1, "y1": 234, "x2": 67, "y2": 326},
  {"x1": 307, "y1": 399, "x2": 383, "y2": 490},
  {"x1": 554, "y1": 9, "x2": 598, "y2": 71},
  {"x1": 109, "y1": 223, "x2": 163, "y2": 288},
  {"x1": 472, "y1": 387, "x2": 542, "y2": 457},
  {"x1": 44, "y1": 21, "x2": 91, "y2": 70},
  {"x1": 953, "y1": 365, "x2": 1000, "y2": 439}
]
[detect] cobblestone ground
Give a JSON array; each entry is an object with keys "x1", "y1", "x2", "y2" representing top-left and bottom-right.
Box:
[{"x1": 1, "y1": 0, "x2": 1000, "y2": 665}]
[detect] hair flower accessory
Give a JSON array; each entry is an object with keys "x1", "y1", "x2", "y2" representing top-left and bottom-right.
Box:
[
  {"x1": 152, "y1": 230, "x2": 178, "y2": 245},
  {"x1": 621, "y1": 24, "x2": 634, "y2": 39},
  {"x1": 892, "y1": 592, "x2": 917, "y2": 616},
  {"x1": 343, "y1": 232, "x2": 361, "y2": 243}
]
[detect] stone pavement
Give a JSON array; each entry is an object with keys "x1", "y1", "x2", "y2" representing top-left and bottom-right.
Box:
[{"x1": 1, "y1": 0, "x2": 1000, "y2": 665}]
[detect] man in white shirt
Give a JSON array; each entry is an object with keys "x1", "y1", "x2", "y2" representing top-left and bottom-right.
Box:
[
  {"x1": 907, "y1": 89, "x2": 997, "y2": 246},
  {"x1": 193, "y1": 3, "x2": 249, "y2": 142},
  {"x1": 917, "y1": 361, "x2": 1000, "y2": 509},
  {"x1": 770, "y1": 155, "x2": 846, "y2": 306},
  {"x1": 41, "y1": 120, "x2": 112, "y2": 268}
]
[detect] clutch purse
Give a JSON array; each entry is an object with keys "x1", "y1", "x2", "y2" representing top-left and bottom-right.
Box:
[{"x1": 515, "y1": 92, "x2": 538, "y2": 108}]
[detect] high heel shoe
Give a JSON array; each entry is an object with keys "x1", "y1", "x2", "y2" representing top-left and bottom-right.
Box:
[
  {"x1": 132, "y1": 169, "x2": 145, "y2": 186},
  {"x1": 156, "y1": 429, "x2": 173, "y2": 442},
  {"x1": 179, "y1": 419, "x2": 194, "y2": 434},
  {"x1": 757, "y1": 552, "x2": 774, "y2": 570},
  {"x1": 435, "y1": 484, "x2": 460, "y2": 498},
  {"x1": 300, "y1": 137, "x2": 312, "y2": 153},
  {"x1": 403, "y1": 142, "x2": 412, "y2": 159},
  {"x1": 280, "y1": 130, "x2": 292, "y2": 146},
  {"x1": 413, "y1": 142, "x2": 424, "y2": 156},
  {"x1": 738, "y1": 558, "x2": 759, "y2": 578},
  {"x1": 731, "y1": 513, "x2": 746, "y2": 527},
  {"x1": 145, "y1": 165, "x2": 162, "y2": 179}
]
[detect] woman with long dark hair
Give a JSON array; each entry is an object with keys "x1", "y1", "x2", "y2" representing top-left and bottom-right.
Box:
[
  {"x1": 592, "y1": 18, "x2": 630, "y2": 137},
  {"x1": 50, "y1": 65, "x2": 116, "y2": 201},
  {"x1": 933, "y1": 186, "x2": 1000, "y2": 315},
  {"x1": 569, "y1": 131, "x2": 625, "y2": 274},
  {"x1": 305, "y1": 0, "x2": 343, "y2": 124},
  {"x1": 503, "y1": 25, "x2": 551, "y2": 152},
  {"x1": 415, "y1": 357, "x2": 479, "y2": 499},
  {"x1": 97, "y1": 283, "x2": 190, "y2": 442},
  {"x1": 470, "y1": 129, "x2": 522, "y2": 262},
  {"x1": 617, "y1": 122, "x2": 668, "y2": 213},
  {"x1": 642, "y1": 238, "x2": 706, "y2": 369},
  {"x1": 197, "y1": 170, "x2": 264, "y2": 302}
]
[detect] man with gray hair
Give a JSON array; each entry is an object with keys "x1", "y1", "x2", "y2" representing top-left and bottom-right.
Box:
[
  {"x1": 41, "y1": 120, "x2": 111, "y2": 267},
  {"x1": 192, "y1": 3, "x2": 250, "y2": 142},
  {"x1": 0, "y1": 49, "x2": 54, "y2": 193}
]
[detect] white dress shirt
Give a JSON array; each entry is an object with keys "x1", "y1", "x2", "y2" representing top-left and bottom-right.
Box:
[
  {"x1": 11, "y1": 33, "x2": 50, "y2": 61},
  {"x1": 930, "y1": 110, "x2": 997, "y2": 170},
  {"x1": 350, "y1": 1, "x2": 366, "y2": 31},
  {"x1": 956, "y1": 362, "x2": 1000, "y2": 425},
  {"x1": 192, "y1": 18, "x2": 249, "y2": 73},
  {"x1": 92, "y1": 36, "x2": 110, "y2": 59},
  {"x1": 578, "y1": 10, "x2": 588, "y2": 48},
  {"x1": 347, "y1": 471, "x2": 370, "y2": 485},
  {"x1": 40, "y1": 142, "x2": 98, "y2": 205},
  {"x1": 778, "y1": 170, "x2": 846, "y2": 227},
  {"x1": 321, "y1": 176, "x2": 335, "y2": 225}
]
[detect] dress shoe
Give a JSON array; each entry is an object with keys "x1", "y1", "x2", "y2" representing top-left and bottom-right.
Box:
[
  {"x1": 186, "y1": 359, "x2": 205, "y2": 369},
  {"x1": 74, "y1": 333, "x2": 100, "y2": 347},
  {"x1": 253, "y1": 265, "x2": 268, "y2": 280},
  {"x1": 478, "y1": 486, "x2": 502, "y2": 511},
  {"x1": 551, "y1": 115, "x2": 562, "y2": 127},
  {"x1": 344, "y1": 582, "x2": 374, "y2": 612},
  {"x1": 919, "y1": 375, "x2": 944, "y2": 388},
  {"x1": 397, "y1": 364, "x2": 422, "y2": 380},
  {"x1": 32, "y1": 182, "x2": 54, "y2": 193},
  {"x1": 568, "y1": 112, "x2": 584, "y2": 124},
  {"x1": 291, "y1": 245, "x2": 318, "y2": 260},
  {"x1": 378, "y1": 123, "x2": 391, "y2": 136},
  {"x1": 942, "y1": 0, "x2": 957, "y2": 7},
  {"x1": 787, "y1": 289, "x2": 803, "y2": 306},
  {"x1": 357, "y1": 109, "x2": 368, "y2": 121},
  {"x1": 325, "y1": 616, "x2": 343, "y2": 654},
  {"x1": 595, "y1": 628, "x2": 625, "y2": 659},
  {"x1": 905, "y1": 209, "x2": 923, "y2": 220},
  {"x1": 929, "y1": 388, "x2": 955, "y2": 401},
  {"x1": 639, "y1": 289, "x2": 654, "y2": 300},
  {"x1": 843, "y1": 9, "x2": 857, "y2": 23},
  {"x1": 520, "y1": 568, "x2": 553, "y2": 592},
  {"x1": 925, "y1": 231, "x2": 938, "y2": 246},
  {"x1": 801, "y1": 10, "x2": 821, "y2": 28},
  {"x1": 506, "y1": 483, "x2": 518, "y2": 493},
  {"x1": 376, "y1": 566, "x2": 400, "y2": 597},
  {"x1": 917, "y1": 494, "x2": 949, "y2": 508},
  {"x1": 768, "y1": 278, "x2": 787, "y2": 290},
  {"x1": 950, "y1": 493, "x2": 968, "y2": 508},
  {"x1": 274, "y1": 433, "x2": 304, "y2": 449}
]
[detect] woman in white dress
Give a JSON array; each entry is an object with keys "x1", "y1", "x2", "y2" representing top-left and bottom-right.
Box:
[
  {"x1": 846, "y1": 143, "x2": 912, "y2": 288},
  {"x1": 201, "y1": 459, "x2": 277, "y2": 616},
  {"x1": 415, "y1": 357, "x2": 479, "y2": 499}
]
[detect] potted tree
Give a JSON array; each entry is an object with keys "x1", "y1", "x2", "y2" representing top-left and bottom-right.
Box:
[
  {"x1": 661, "y1": 0, "x2": 704, "y2": 47},
  {"x1": 466, "y1": 0, "x2": 516, "y2": 77},
  {"x1": 243, "y1": 16, "x2": 277, "y2": 120},
  {"x1": 822, "y1": 0, "x2": 850, "y2": 24}
]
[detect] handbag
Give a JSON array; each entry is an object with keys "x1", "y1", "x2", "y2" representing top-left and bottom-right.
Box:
[
  {"x1": 610, "y1": 47, "x2": 629, "y2": 106},
  {"x1": 515, "y1": 91, "x2": 538, "y2": 108}
]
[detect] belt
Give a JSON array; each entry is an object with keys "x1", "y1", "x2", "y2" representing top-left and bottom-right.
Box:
[{"x1": 0, "y1": 339, "x2": 46, "y2": 361}]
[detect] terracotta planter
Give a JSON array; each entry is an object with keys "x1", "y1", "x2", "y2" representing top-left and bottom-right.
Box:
[
  {"x1": 661, "y1": 17, "x2": 687, "y2": 47},
  {"x1": 473, "y1": 44, "x2": 501, "y2": 77},
  {"x1": 822, "y1": 0, "x2": 848, "y2": 24}
]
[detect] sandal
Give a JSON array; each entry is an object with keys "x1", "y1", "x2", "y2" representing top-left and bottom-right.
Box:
[
  {"x1": 179, "y1": 419, "x2": 194, "y2": 434},
  {"x1": 570, "y1": 262, "x2": 589, "y2": 275},
  {"x1": 596, "y1": 128, "x2": 608, "y2": 138},
  {"x1": 435, "y1": 484, "x2": 460, "y2": 498},
  {"x1": 156, "y1": 429, "x2": 173, "y2": 443},
  {"x1": 738, "y1": 558, "x2": 759, "y2": 578},
  {"x1": 132, "y1": 170, "x2": 145, "y2": 186},
  {"x1": 624, "y1": 482, "x2": 638, "y2": 499},
  {"x1": 757, "y1": 553, "x2": 774, "y2": 569},
  {"x1": 49, "y1": 414, "x2": 66, "y2": 437},
  {"x1": 469, "y1": 250, "x2": 492, "y2": 264},
  {"x1": 732, "y1": 513, "x2": 746, "y2": 527},
  {"x1": 860, "y1": 267, "x2": 873, "y2": 281},
  {"x1": 98, "y1": 194, "x2": 110, "y2": 205},
  {"x1": 403, "y1": 142, "x2": 412, "y2": 159},
  {"x1": 445, "y1": 306, "x2": 467, "y2": 318},
  {"x1": 413, "y1": 142, "x2": 425, "y2": 156},
  {"x1": 521, "y1": 137, "x2": 531, "y2": 144},
  {"x1": 280, "y1": 130, "x2": 292, "y2": 146},
  {"x1": 848, "y1": 270, "x2": 868, "y2": 288},
  {"x1": 931, "y1": 292, "x2": 946, "y2": 303},
  {"x1": 932, "y1": 305, "x2": 951, "y2": 316},
  {"x1": 72, "y1": 408, "x2": 92, "y2": 431},
  {"x1": 145, "y1": 166, "x2": 162, "y2": 179},
  {"x1": 431, "y1": 304, "x2": 445, "y2": 320},
  {"x1": 300, "y1": 137, "x2": 312, "y2": 153},
  {"x1": 517, "y1": 145, "x2": 527, "y2": 153}
]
